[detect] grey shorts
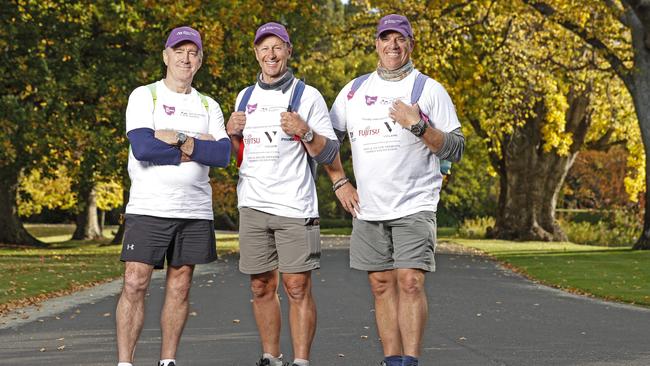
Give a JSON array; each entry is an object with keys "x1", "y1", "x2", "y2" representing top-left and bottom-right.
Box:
[
  {"x1": 120, "y1": 214, "x2": 217, "y2": 269},
  {"x1": 350, "y1": 211, "x2": 437, "y2": 272},
  {"x1": 238, "y1": 207, "x2": 321, "y2": 274}
]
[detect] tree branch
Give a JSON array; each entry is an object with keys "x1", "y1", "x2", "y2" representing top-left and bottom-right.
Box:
[{"x1": 522, "y1": 0, "x2": 633, "y2": 87}]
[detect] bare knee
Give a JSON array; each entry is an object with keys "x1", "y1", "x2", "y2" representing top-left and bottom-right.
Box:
[
  {"x1": 250, "y1": 273, "x2": 278, "y2": 300},
  {"x1": 397, "y1": 270, "x2": 425, "y2": 296},
  {"x1": 368, "y1": 271, "x2": 396, "y2": 298},
  {"x1": 283, "y1": 274, "x2": 310, "y2": 302},
  {"x1": 122, "y1": 270, "x2": 150, "y2": 300}
]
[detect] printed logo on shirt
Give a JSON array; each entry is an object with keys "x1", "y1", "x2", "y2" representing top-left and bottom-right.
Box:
[
  {"x1": 243, "y1": 134, "x2": 261, "y2": 144},
  {"x1": 163, "y1": 105, "x2": 175, "y2": 115},
  {"x1": 358, "y1": 127, "x2": 380, "y2": 137},
  {"x1": 264, "y1": 131, "x2": 278, "y2": 143},
  {"x1": 247, "y1": 103, "x2": 258, "y2": 114},
  {"x1": 365, "y1": 96, "x2": 378, "y2": 106}
]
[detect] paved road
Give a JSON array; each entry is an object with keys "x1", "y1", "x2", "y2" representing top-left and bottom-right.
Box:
[{"x1": 1, "y1": 239, "x2": 649, "y2": 365}]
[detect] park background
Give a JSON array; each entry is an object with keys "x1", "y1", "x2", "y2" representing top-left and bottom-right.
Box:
[{"x1": 2, "y1": 0, "x2": 650, "y2": 312}]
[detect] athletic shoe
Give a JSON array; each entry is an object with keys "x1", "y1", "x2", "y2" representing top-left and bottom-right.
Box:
[
  {"x1": 158, "y1": 362, "x2": 175, "y2": 366},
  {"x1": 256, "y1": 358, "x2": 271, "y2": 366}
]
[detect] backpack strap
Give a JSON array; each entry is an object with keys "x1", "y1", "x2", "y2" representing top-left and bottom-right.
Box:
[
  {"x1": 410, "y1": 72, "x2": 453, "y2": 177},
  {"x1": 197, "y1": 92, "x2": 209, "y2": 112},
  {"x1": 237, "y1": 85, "x2": 255, "y2": 112},
  {"x1": 147, "y1": 82, "x2": 209, "y2": 113},
  {"x1": 288, "y1": 79, "x2": 306, "y2": 112},
  {"x1": 235, "y1": 85, "x2": 255, "y2": 168},
  {"x1": 146, "y1": 83, "x2": 157, "y2": 111},
  {"x1": 346, "y1": 73, "x2": 371, "y2": 100}
]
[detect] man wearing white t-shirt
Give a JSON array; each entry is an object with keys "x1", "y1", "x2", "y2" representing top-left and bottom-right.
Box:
[
  {"x1": 330, "y1": 14, "x2": 464, "y2": 366},
  {"x1": 116, "y1": 26, "x2": 230, "y2": 366},
  {"x1": 226, "y1": 22, "x2": 357, "y2": 366}
]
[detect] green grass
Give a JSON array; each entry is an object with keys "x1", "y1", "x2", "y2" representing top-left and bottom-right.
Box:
[
  {"x1": 0, "y1": 225, "x2": 239, "y2": 311},
  {"x1": 452, "y1": 238, "x2": 650, "y2": 307}
]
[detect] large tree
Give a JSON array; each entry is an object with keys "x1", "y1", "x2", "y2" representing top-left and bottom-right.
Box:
[{"x1": 520, "y1": 1, "x2": 649, "y2": 248}]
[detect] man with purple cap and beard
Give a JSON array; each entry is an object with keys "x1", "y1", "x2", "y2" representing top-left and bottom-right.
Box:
[
  {"x1": 115, "y1": 26, "x2": 230, "y2": 366},
  {"x1": 330, "y1": 14, "x2": 464, "y2": 366},
  {"x1": 227, "y1": 22, "x2": 358, "y2": 366}
]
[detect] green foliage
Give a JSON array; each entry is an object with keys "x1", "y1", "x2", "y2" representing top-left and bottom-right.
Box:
[
  {"x1": 457, "y1": 216, "x2": 495, "y2": 239},
  {"x1": 560, "y1": 209, "x2": 642, "y2": 247}
]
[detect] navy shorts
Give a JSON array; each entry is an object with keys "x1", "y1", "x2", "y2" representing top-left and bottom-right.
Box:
[{"x1": 120, "y1": 214, "x2": 217, "y2": 269}]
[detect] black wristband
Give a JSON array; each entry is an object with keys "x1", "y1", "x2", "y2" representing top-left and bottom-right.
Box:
[{"x1": 332, "y1": 177, "x2": 350, "y2": 192}]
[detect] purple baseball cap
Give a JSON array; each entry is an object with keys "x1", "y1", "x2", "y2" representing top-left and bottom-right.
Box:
[
  {"x1": 165, "y1": 26, "x2": 202, "y2": 50},
  {"x1": 254, "y1": 22, "x2": 291, "y2": 45},
  {"x1": 376, "y1": 14, "x2": 413, "y2": 38}
]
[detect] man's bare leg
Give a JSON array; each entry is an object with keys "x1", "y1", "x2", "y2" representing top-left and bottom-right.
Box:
[
  {"x1": 397, "y1": 268, "x2": 427, "y2": 357},
  {"x1": 160, "y1": 264, "x2": 195, "y2": 359},
  {"x1": 251, "y1": 270, "x2": 282, "y2": 357},
  {"x1": 368, "y1": 270, "x2": 403, "y2": 356},
  {"x1": 116, "y1": 262, "x2": 154, "y2": 363},
  {"x1": 282, "y1": 272, "x2": 316, "y2": 360}
]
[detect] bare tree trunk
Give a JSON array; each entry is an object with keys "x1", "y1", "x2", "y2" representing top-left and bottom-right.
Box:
[
  {"x1": 622, "y1": 3, "x2": 650, "y2": 249},
  {"x1": 0, "y1": 170, "x2": 43, "y2": 247},
  {"x1": 72, "y1": 184, "x2": 103, "y2": 240},
  {"x1": 490, "y1": 89, "x2": 591, "y2": 241},
  {"x1": 110, "y1": 179, "x2": 129, "y2": 245}
]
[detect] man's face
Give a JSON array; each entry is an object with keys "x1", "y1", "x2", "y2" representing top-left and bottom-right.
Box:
[
  {"x1": 163, "y1": 41, "x2": 202, "y2": 84},
  {"x1": 254, "y1": 35, "x2": 292, "y2": 83},
  {"x1": 375, "y1": 31, "x2": 413, "y2": 71}
]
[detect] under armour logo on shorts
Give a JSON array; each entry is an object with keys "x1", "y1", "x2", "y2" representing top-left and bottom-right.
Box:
[{"x1": 126, "y1": 244, "x2": 135, "y2": 250}]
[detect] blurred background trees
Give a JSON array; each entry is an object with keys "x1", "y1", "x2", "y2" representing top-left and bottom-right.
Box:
[{"x1": 1, "y1": 0, "x2": 645, "y2": 248}]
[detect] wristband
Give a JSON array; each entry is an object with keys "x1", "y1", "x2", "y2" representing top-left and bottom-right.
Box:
[{"x1": 332, "y1": 177, "x2": 350, "y2": 192}]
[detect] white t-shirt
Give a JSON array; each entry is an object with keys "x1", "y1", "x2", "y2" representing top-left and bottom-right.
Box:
[
  {"x1": 125, "y1": 80, "x2": 228, "y2": 220},
  {"x1": 330, "y1": 70, "x2": 461, "y2": 221},
  {"x1": 236, "y1": 79, "x2": 337, "y2": 218}
]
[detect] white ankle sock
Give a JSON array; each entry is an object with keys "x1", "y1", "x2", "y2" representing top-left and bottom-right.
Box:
[
  {"x1": 117, "y1": 363, "x2": 133, "y2": 366},
  {"x1": 293, "y1": 359, "x2": 310, "y2": 366},
  {"x1": 159, "y1": 359, "x2": 176, "y2": 366},
  {"x1": 263, "y1": 353, "x2": 284, "y2": 366}
]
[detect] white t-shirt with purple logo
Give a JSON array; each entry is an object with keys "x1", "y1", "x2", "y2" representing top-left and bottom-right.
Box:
[
  {"x1": 125, "y1": 80, "x2": 228, "y2": 220},
  {"x1": 235, "y1": 80, "x2": 336, "y2": 218},
  {"x1": 330, "y1": 70, "x2": 460, "y2": 221}
]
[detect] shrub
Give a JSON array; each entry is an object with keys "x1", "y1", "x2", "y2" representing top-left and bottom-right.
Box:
[
  {"x1": 458, "y1": 216, "x2": 495, "y2": 239},
  {"x1": 560, "y1": 209, "x2": 641, "y2": 247}
]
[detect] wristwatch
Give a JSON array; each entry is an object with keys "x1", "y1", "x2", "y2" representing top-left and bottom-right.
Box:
[
  {"x1": 176, "y1": 132, "x2": 187, "y2": 146},
  {"x1": 409, "y1": 119, "x2": 428, "y2": 137},
  {"x1": 301, "y1": 128, "x2": 314, "y2": 143}
]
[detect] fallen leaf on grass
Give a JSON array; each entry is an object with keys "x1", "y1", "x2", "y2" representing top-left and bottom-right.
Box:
[
  {"x1": 57, "y1": 345, "x2": 65, "y2": 351},
  {"x1": 232, "y1": 319, "x2": 240, "y2": 324},
  {"x1": 103, "y1": 313, "x2": 111, "y2": 317},
  {"x1": 40, "y1": 348, "x2": 46, "y2": 352}
]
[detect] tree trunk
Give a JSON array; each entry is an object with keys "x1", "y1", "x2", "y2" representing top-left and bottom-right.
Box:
[
  {"x1": 110, "y1": 180, "x2": 129, "y2": 245},
  {"x1": 72, "y1": 184, "x2": 103, "y2": 240},
  {"x1": 629, "y1": 17, "x2": 650, "y2": 249},
  {"x1": 0, "y1": 170, "x2": 43, "y2": 247},
  {"x1": 490, "y1": 90, "x2": 591, "y2": 241}
]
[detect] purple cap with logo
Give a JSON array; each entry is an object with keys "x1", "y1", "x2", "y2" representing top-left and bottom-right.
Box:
[
  {"x1": 254, "y1": 22, "x2": 291, "y2": 45},
  {"x1": 376, "y1": 14, "x2": 413, "y2": 38},
  {"x1": 165, "y1": 26, "x2": 202, "y2": 50}
]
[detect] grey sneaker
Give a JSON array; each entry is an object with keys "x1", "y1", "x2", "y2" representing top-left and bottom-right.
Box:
[{"x1": 256, "y1": 359, "x2": 271, "y2": 366}]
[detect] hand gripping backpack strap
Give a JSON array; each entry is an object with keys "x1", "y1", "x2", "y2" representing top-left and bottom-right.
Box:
[
  {"x1": 410, "y1": 72, "x2": 453, "y2": 176},
  {"x1": 235, "y1": 85, "x2": 255, "y2": 167},
  {"x1": 287, "y1": 79, "x2": 318, "y2": 180}
]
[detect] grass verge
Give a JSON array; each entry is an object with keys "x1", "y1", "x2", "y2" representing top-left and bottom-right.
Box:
[
  {"x1": 452, "y1": 238, "x2": 650, "y2": 307},
  {"x1": 0, "y1": 225, "x2": 239, "y2": 315}
]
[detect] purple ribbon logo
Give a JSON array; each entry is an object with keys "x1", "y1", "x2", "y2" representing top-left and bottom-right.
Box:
[
  {"x1": 163, "y1": 105, "x2": 175, "y2": 115},
  {"x1": 247, "y1": 103, "x2": 258, "y2": 114},
  {"x1": 365, "y1": 96, "x2": 378, "y2": 106}
]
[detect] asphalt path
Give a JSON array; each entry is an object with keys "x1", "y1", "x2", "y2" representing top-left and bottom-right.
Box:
[{"x1": 1, "y1": 237, "x2": 649, "y2": 365}]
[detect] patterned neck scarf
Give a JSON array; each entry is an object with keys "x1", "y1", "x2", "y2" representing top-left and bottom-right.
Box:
[
  {"x1": 257, "y1": 69, "x2": 294, "y2": 93},
  {"x1": 377, "y1": 60, "x2": 414, "y2": 81}
]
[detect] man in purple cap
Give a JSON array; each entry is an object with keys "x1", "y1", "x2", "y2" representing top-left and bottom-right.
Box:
[
  {"x1": 330, "y1": 14, "x2": 464, "y2": 366},
  {"x1": 115, "y1": 26, "x2": 231, "y2": 366},
  {"x1": 227, "y1": 21, "x2": 357, "y2": 366}
]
